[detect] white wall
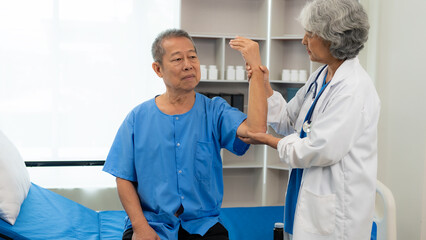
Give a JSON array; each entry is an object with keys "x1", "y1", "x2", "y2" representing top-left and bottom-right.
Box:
[
  {"x1": 364, "y1": 0, "x2": 426, "y2": 239},
  {"x1": 423, "y1": 146, "x2": 426, "y2": 239}
]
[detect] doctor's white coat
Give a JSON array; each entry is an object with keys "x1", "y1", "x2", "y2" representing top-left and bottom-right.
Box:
[{"x1": 268, "y1": 57, "x2": 380, "y2": 240}]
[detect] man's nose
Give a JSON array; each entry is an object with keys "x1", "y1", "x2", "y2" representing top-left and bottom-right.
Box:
[{"x1": 183, "y1": 57, "x2": 193, "y2": 70}]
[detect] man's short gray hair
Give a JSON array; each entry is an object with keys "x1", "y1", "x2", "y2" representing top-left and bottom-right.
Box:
[
  {"x1": 299, "y1": 0, "x2": 369, "y2": 60},
  {"x1": 151, "y1": 29, "x2": 197, "y2": 65}
]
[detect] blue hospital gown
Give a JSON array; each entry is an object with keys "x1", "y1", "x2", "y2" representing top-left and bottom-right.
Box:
[{"x1": 103, "y1": 93, "x2": 249, "y2": 239}]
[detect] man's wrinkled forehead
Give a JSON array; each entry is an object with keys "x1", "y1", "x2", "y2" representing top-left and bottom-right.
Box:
[{"x1": 162, "y1": 37, "x2": 196, "y2": 56}]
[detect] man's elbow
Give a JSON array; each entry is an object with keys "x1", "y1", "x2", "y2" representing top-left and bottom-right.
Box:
[{"x1": 247, "y1": 123, "x2": 267, "y2": 134}]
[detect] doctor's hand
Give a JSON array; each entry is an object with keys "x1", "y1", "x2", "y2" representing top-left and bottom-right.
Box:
[
  {"x1": 239, "y1": 131, "x2": 281, "y2": 149},
  {"x1": 246, "y1": 65, "x2": 274, "y2": 98},
  {"x1": 132, "y1": 225, "x2": 160, "y2": 240},
  {"x1": 246, "y1": 65, "x2": 269, "y2": 82},
  {"x1": 229, "y1": 36, "x2": 262, "y2": 67}
]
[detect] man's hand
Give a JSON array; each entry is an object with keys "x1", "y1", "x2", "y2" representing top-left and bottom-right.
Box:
[
  {"x1": 132, "y1": 225, "x2": 161, "y2": 240},
  {"x1": 229, "y1": 37, "x2": 262, "y2": 67}
]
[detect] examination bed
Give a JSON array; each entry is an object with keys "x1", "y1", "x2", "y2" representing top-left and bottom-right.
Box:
[{"x1": 0, "y1": 181, "x2": 394, "y2": 240}]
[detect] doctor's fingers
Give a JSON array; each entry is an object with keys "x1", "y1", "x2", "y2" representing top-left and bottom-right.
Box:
[
  {"x1": 247, "y1": 65, "x2": 269, "y2": 82},
  {"x1": 247, "y1": 131, "x2": 280, "y2": 148},
  {"x1": 246, "y1": 131, "x2": 269, "y2": 143},
  {"x1": 238, "y1": 136, "x2": 263, "y2": 145},
  {"x1": 246, "y1": 63, "x2": 253, "y2": 80},
  {"x1": 259, "y1": 65, "x2": 270, "y2": 82}
]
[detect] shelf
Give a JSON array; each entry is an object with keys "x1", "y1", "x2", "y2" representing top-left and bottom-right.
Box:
[
  {"x1": 267, "y1": 163, "x2": 289, "y2": 171},
  {"x1": 181, "y1": 0, "x2": 311, "y2": 208},
  {"x1": 269, "y1": 39, "x2": 310, "y2": 81},
  {"x1": 264, "y1": 168, "x2": 288, "y2": 206},
  {"x1": 223, "y1": 161, "x2": 263, "y2": 169},
  {"x1": 181, "y1": 0, "x2": 268, "y2": 38},
  {"x1": 191, "y1": 34, "x2": 266, "y2": 41},
  {"x1": 271, "y1": 35, "x2": 303, "y2": 40},
  {"x1": 223, "y1": 168, "x2": 263, "y2": 207},
  {"x1": 270, "y1": 80, "x2": 305, "y2": 84},
  {"x1": 200, "y1": 80, "x2": 305, "y2": 84},
  {"x1": 222, "y1": 201, "x2": 264, "y2": 208},
  {"x1": 222, "y1": 147, "x2": 264, "y2": 167},
  {"x1": 270, "y1": 0, "x2": 308, "y2": 36},
  {"x1": 200, "y1": 80, "x2": 247, "y2": 83},
  {"x1": 192, "y1": 37, "x2": 224, "y2": 73}
]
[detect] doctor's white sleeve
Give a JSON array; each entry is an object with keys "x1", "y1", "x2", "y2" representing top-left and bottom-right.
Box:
[
  {"x1": 276, "y1": 89, "x2": 378, "y2": 168},
  {"x1": 267, "y1": 91, "x2": 296, "y2": 136}
]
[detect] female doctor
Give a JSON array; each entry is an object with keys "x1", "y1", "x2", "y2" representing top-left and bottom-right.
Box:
[{"x1": 230, "y1": 0, "x2": 380, "y2": 239}]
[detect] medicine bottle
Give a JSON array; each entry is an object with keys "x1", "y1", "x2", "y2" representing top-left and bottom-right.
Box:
[
  {"x1": 299, "y1": 69, "x2": 307, "y2": 82},
  {"x1": 208, "y1": 65, "x2": 218, "y2": 80},
  {"x1": 282, "y1": 69, "x2": 291, "y2": 81},
  {"x1": 226, "y1": 65, "x2": 236, "y2": 80},
  {"x1": 200, "y1": 65, "x2": 207, "y2": 80},
  {"x1": 235, "y1": 65, "x2": 245, "y2": 80},
  {"x1": 273, "y1": 222, "x2": 284, "y2": 240},
  {"x1": 290, "y1": 69, "x2": 299, "y2": 82}
]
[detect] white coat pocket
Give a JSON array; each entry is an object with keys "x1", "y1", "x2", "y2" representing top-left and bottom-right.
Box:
[{"x1": 297, "y1": 188, "x2": 336, "y2": 235}]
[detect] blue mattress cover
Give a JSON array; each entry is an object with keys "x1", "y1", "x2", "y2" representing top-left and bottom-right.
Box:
[
  {"x1": 0, "y1": 183, "x2": 378, "y2": 240},
  {"x1": 98, "y1": 207, "x2": 377, "y2": 240},
  {"x1": 220, "y1": 206, "x2": 284, "y2": 240},
  {"x1": 98, "y1": 211, "x2": 127, "y2": 239},
  {"x1": 0, "y1": 183, "x2": 99, "y2": 240}
]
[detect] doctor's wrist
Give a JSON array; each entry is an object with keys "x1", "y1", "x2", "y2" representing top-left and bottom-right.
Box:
[{"x1": 268, "y1": 136, "x2": 280, "y2": 149}]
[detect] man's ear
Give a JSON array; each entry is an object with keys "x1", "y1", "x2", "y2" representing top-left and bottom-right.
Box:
[{"x1": 152, "y1": 62, "x2": 163, "y2": 78}]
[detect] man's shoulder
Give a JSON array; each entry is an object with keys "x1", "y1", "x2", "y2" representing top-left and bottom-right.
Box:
[
  {"x1": 131, "y1": 97, "x2": 156, "y2": 113},
  {"x1": 196, "y1": 92, "x2": 227, "y2": 108},
  {"x1": 124, "y1": 97, "x2": 157, "y2": 122}
]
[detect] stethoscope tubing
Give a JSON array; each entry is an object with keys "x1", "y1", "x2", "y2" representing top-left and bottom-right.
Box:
[{"x1": 300, "y1": 65, "x2": 329, "y2": 138}]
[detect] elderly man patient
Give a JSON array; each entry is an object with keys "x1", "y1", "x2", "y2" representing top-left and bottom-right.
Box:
[
  {"x1": 103, "y1": 29, "x2": 266, "y2": 240},
  {"x1": 230, "y1": 0, "x2": 380, "y2": 239}
]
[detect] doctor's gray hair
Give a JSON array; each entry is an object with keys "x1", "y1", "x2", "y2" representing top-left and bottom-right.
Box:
[
  {"x1": 299, "y1": 0, "x2": 369, "y2": 60},
  {"x1": 151, "y1": 28, "x2": 197, "y2": 66}
]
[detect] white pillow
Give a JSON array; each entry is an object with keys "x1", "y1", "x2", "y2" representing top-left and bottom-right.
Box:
[{"x1": 0, "y1": 130, "x2": 30, "y2": 225}]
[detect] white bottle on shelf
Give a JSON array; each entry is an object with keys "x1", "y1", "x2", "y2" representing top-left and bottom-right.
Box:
[
  {"x1": 290, "y1": 69, "x2": 299, "y2": 82},
  {"x1": 282, "y1": 69, "x2": 291, "y2": 81},
  {"x1": 226, "y1": 65, "x2": 236, "y2": 80},
  {"x1": 299, "y1": 70, "x2": 307, "y2": 82},
  {"x1": 208, "y1": 65, "x2": 218, "y2": 80},
  {"x1": 200, "y1": 65, "x2": 207, "y2": 80},
  {"x1": 235, "y1": 65, "x2": 245, "y2": 80}
]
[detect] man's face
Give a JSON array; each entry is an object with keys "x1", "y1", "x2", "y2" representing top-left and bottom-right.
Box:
[{"x1": 154, "y1": 37, "x2": 201, "y2": 93}]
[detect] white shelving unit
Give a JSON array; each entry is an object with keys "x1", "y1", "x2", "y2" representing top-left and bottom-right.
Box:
[{"x1": 180, "y1": 0, "x2": 313, "y2": 207}]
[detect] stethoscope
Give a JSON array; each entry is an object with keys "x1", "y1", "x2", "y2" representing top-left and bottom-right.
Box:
[{"x1": 300, "y1": 65, "x2": 330, "y2": 138}]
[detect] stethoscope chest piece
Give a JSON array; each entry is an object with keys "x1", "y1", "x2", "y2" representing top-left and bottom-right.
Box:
[{"x1": 302, "y1": 121, "x2": 311, "y2": 133}]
